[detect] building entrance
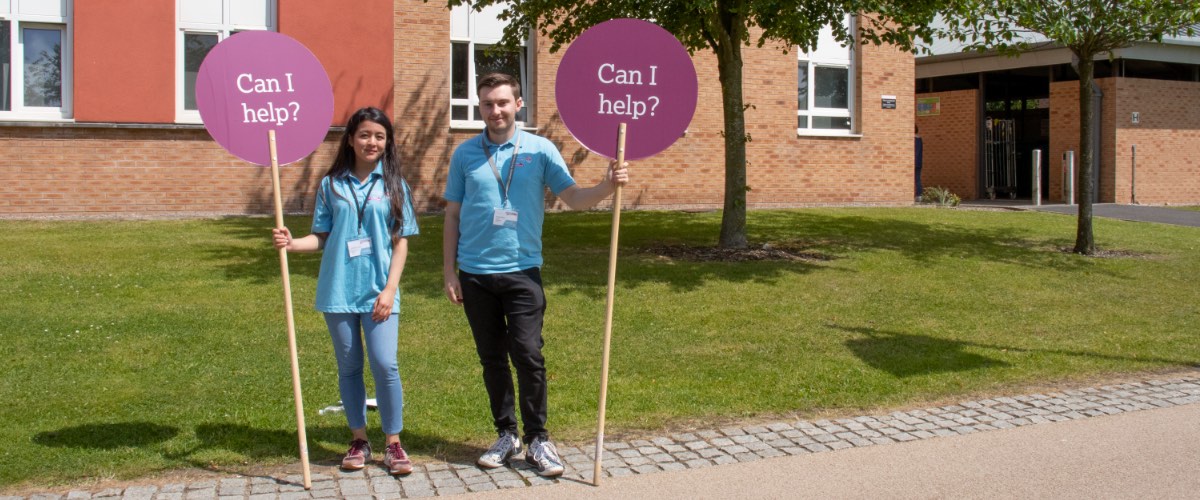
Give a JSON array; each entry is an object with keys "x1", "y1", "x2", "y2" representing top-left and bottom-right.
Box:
[{"x1": 981, "y1": 69, "x2": 1050, "y2": 201}]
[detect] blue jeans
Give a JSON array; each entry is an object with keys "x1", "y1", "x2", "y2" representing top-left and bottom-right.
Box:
[{"x1": 323, "y1": 312, "x2": 404, "y2": 435}]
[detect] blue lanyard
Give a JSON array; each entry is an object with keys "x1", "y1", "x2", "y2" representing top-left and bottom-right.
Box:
[{"x1": 482, "y1": 133, "x2": 522, "y2": 206}]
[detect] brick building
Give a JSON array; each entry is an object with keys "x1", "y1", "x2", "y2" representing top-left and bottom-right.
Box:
[
  {"x1": 1, "y1": 0, "x2": 917, "y2": 217},
  {"x1": 916, "y1": 32, "x2": 1200, "y2": 204}
]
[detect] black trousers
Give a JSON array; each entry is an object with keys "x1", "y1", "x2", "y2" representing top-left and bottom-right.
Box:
[{"x1": 459, "y1": 268, "x2": 549, "y2": 442}]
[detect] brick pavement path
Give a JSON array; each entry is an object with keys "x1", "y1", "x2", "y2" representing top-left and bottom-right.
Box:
[{"x1": 5, "y1": 374, "x2": 1198, "y2": 500}]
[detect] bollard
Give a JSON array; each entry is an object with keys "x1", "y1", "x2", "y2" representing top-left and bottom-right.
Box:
[
  {"x1": 1131, "y1": 144, "x2": 1137, "y2": 205},
  {"x1": 1032, "y1": 149, "x2": 1042, "y2": 206},
  {"x1": 1062, "y1": 150, "x2": 1075, "y2": 205}
]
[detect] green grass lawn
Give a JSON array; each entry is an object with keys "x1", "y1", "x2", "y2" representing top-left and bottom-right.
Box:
[{"x1": 1, "y1": 207, "x2": 1197, "y2": 490}]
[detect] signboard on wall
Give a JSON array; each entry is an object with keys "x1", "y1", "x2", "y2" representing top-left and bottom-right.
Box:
[{"x1": 917, "y1": 97, "x2": 941, "y2": 116}]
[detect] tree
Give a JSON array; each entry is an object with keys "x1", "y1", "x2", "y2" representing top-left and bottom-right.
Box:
[
  {"x1": 938, "y1": 0, "x2": 1200, "y2": 255},
  {"x1": 446, "y1": 0, "x2": 943, "y2": 248}
]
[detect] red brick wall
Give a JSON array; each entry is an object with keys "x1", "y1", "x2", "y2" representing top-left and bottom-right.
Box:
[
  {"x1": 0, "y1": 126, "x2": 339, "y2": 215},
  {"x1": 915, "y1": 90, "x2": 978, "y2": 199},
  {"x1": 1048, "y1": 80, "x2": 1081, "y2": 203},
  {"x1": 1049, "y1": 77, "x2": 1163, "y2": 205},
  {"x1": 1112, "y1": 78, "x2": 1200, "y2": 205},
  {"x1": 2, "y1": 5, "x2": 917, "y2": 217}
]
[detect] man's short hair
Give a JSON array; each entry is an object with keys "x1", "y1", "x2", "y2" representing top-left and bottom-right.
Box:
[{"x1": 477, "y1": 72, "x2": 522, "y2": 99}]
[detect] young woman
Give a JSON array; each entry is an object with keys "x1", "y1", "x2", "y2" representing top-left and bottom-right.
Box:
[{"x1": 272, "y1": 107, "x2": 418, "y2": 475}]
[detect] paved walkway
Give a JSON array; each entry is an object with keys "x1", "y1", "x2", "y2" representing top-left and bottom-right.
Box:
[
  {"x1": 963, "y1": 201, "x2": 1200, "y2": 228},
  {"x1": 5, "y1": 372, "x2": 1198, "y2": 499}
]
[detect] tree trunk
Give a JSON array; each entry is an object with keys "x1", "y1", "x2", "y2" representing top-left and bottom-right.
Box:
[
  {"x1": 716, "y1": 36, "x2": 748, "y2": 249},
  {"x1": 1074, "y1": 55, "x2": 1096, "y2": 255}
]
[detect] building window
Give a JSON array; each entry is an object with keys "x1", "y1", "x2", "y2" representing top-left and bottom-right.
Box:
[
  {"x1": 449, "y1": 2, "x2": 532, "y2": 128},
  {"x1": 798, "y1": 16, "x2": 854, "y2": 135},
  {"x1": 176, "y1": 0, "x2": 275, "y2": 123},
  {"x1": 1, "y1": 0, "x2": 73, "y2": 121}
]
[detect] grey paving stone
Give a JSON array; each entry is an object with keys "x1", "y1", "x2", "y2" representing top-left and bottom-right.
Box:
[
  {"x1": 468, "y1": 482, "x2": 498, "y2": 493},
  {"x1": 493, "y1": 480, "x2": 525, "y2": 489},
  {"x1": 718, "y1": 454, "x2": 746, "y2": 464},
  {"x1": 660, "y1": 462, "x2": 688, "y2": 472},
  {"x1": 123, "y1": 485, "x2": 158, "y2": 500},
  {"x1": 685, "y1": 459, "x2": 711, "y2": 469},
  {"x1": 625, "y1": 456, "x2": 653, "y2": 466},
  {"x1": 608, "y1": 467, "x2": 635, "y2": 477},
  {"x1": 615, "y1": 449, "x2": 642, "y2": 458},
  {"x1": 709, "y1": 437, "x2": 735, "y2": 447},
  {"x1": 152, "y1": 494, "x2": 182, "y2": 500},
  {"x1": 67, "y1": 493, "x2": 92, "y2": 500},
  {"x1": 661, "y1": 444, "x2": 687, "y2": 453}
]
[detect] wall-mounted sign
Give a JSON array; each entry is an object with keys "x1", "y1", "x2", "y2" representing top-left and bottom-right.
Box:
[
  {"x1": 916, "y1": 97, "x2": 941, "y2": 116},
  {"x1": 881, "y1": 95, "x2": 897, "y2": 109}
]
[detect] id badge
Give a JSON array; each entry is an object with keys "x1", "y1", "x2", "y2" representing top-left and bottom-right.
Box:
[
  {"x1": 492, "y1": 207, "x2": 519, "y2": 228},
  {"x1": 347, "y1": 238, "x2": 373, "y2": 258}
]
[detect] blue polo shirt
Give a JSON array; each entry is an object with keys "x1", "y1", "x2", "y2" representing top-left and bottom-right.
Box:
[
  {"x1": 311, "y1": 165, "x2": 419, "y2": 313},
  {"x1": 445, "y1": 129, "x2": 576, "y2": 274}
]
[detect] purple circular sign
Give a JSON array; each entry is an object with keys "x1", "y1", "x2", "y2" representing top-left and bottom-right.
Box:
[
  {"x1": 196, "y1": 31, "x2": 334, "y2": 166},
  {"x1": 556, "y1": 19, "x2": 698, "y2": 161}
]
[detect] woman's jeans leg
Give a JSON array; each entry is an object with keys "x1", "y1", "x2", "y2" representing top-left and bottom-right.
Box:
[{"x1": 324, "y1": 312, "x2": 404, "y2": 436}]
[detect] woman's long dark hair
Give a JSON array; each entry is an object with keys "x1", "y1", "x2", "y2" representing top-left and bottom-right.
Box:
[{"x1": 325, "y1": 107, "x2": 408, "y2": 241}]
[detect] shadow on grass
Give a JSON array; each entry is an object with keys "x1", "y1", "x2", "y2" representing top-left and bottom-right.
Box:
[
  {"x1": 201, "y1": 215, "x2": 324, "y2": 286},
  {"x1": 181, "y1": 423, "x2": 488, "y2": 471},
  {"x1": 31, "y1": 420, "x2": 489, "y2": 475},
  {"x1": 834, "y1": 324, "x2": 1196, "y2": 378},
  {"x1": 33, "y1": 422, "x2": 180, "y2": 449},
  {"x1": 836, "y1": 325, "x2": 1010, "y2": 378},
  {"x1": 200, "y1": 209, "x2": 1134, "y2": 298}
]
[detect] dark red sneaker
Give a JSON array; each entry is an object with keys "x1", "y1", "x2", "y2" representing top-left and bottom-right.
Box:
[
  {"x1": 384, "y1": 442, "x2": 413, "y2": 475},
  {"x1": 341, "y1": 439, "x2": 371, "y2": 470}
]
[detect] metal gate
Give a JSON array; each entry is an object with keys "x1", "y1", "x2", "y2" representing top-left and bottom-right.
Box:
[{"x1": 984, "y1": 118, "x2": 1018, "y2": 199}]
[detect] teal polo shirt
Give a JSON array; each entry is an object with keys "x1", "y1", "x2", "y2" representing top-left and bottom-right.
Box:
[
  {"x1": 311, "y1": 165, "x2": 419, "y2": 313},
  {"x1": 445, "y1": 129, "x2": 576, "y2": 274}
]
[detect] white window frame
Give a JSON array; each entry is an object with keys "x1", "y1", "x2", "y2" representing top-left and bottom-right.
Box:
[
  {"x1": 175, "y1": 0, "x2": 275, "y2": 123},
  {"x1": 797, "y1": 15, "x2": 855, "y2": 137},
  {"x1": 0, "y1": 0, "x2": 73, "y2": 121},
  {"x1": 449, "y1": 2, "x2": 533, "y2": 130}
]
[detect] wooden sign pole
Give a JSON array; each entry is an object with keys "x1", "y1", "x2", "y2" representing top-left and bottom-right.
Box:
[
  {"x1": 593, "y1": 123, "x2": 627, "y2": 486},
  {"x1": 268, "y1": 130, "x2": 312, "y2": 490}
]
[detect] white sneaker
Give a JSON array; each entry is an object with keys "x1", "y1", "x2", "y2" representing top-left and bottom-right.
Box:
[
  {"x1": 477, "y1": 429, "x2": 522, "y2": 468},
  {"x1": 525, "y1": 436, "x2": 564, "y2": 477}
]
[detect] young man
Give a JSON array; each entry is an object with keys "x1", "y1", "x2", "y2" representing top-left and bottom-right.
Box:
[{"x1": 442, "y1": 72, "x2": 628, "y2": 477}]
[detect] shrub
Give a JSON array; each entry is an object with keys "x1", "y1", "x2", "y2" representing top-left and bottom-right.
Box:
[{"x1": 920, "y1": 186, "x2": 961, "y2": 207}]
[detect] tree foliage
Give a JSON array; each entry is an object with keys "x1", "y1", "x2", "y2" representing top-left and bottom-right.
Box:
[
  {"x1": 446, "y1": 0, "x2": 943, "y2": 248},
  {"x1": 938, "y1": 0, "x2": 1200, "y2": 254}
]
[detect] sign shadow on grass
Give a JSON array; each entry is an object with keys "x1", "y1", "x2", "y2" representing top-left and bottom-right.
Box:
[
  {"x1": 834, "y1": 324, "x2": 1195, "y2": 378},
  {"x1": 836, "y1": 325, "x2": 1010, "y2": 378},
  {"x1": 34, "y1": 422, "x2": 180, "y2": 449}
]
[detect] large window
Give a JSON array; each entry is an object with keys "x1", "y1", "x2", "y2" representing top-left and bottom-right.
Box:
[
  {"x1": 176, "y1": 0, "x2": 275, "y2": 123},
  {"x1": 450, "y1": 2, "x2": 532, "y2": 128},
  {"x1": 798, "y1": 17, "x2": 854, "y2": 135},
  {"x1": 1, "y1": 0, "x2": 72, "y2": 121}
]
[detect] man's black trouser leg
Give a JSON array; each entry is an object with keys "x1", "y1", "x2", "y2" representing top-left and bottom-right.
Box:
[{"x1": 460, "y1": 269, "x2": 548, "y2": 441}]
